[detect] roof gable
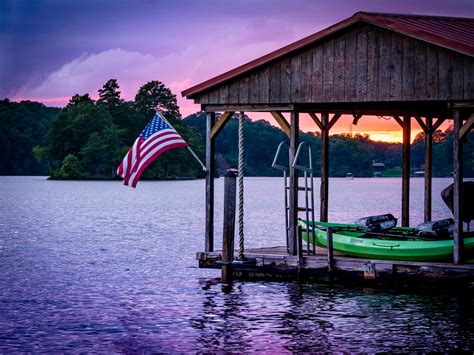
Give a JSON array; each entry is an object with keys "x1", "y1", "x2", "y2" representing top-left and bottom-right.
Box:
[{"x1": 182, "y1": 11, "x2": 474, "y2": 99}]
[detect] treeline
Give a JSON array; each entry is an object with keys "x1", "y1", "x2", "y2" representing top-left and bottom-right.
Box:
[
  {"x1": 184, "y1": 112, "x2": 474, "y2": 177},
  {"x1": 21, "y1": 80, "x2": 205, "y2": 179},
  {"x1": 0, "y1": 100, "x2": 60, "y2": 174},
  {"x1": 1, "y1": 79, "x2": 473, "y2": 178}
]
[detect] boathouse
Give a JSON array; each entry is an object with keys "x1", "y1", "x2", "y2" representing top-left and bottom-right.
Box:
[{"x1": 182, "y1": 12, "x2": 474, "y2": 280}]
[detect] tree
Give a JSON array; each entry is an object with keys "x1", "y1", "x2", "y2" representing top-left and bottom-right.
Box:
[
  {"x1": 58, "y1": 154, "x2": 82, "y2": 179},
  {"x1": 101, "y1": 124, "x2": 127, "y2": 177},
  {"x1": 67, "y1": 94, "x2": 94, "y2": 107},
  {"x1": 80, "y1": 132, "x2": 108, "y2": 176},
  {"x1": 98, "y1": 79, "x2": 122, "y2": 106},
  {"x1": 135, "y1": 80, "x2": 181, "y2": 119}
]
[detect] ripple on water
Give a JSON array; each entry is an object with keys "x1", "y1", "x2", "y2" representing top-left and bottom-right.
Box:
[{"x1": 0, "y1": 177, "x2": 472, "y2": 352}]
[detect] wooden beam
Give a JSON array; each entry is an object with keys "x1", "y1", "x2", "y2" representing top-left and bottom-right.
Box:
[
  {"x1": 210, "y1": 111, "x2": 234, "y2": 139},
  {"x1": 413, "y1": 113, "x2": 428, "y2": 133},
  {"x1": 453, "y1": 110, "x2": 464, "y2": 264},
  {"x1": 203, "y1": 104, "x2": 294, "y2": 112},
  {"x1": 320, "y1": 113, "x2": 329, "y2": 222},
  {"x1": 352, "y1": 111, "x2": 363, "y2": 125},
  {"x1": 459, "y1": 113, "x2": 474, "y2": 140},
  {"x1": 424, "y1": 116, "x2": 433, "y2": 222},
  {"x1": 327, "y1": 113, "x2": 342, "y2": 131},
  {"x1": 289, "y1": 110, "x2": 299, "y2": 255},
  {"x1": 392, "y1": 114, "x2": 404, "y2": 128},
  {"x1": 401, "y1": 114, "x2": 411, "y2": 227},
  {"x1": 308, "y1": 112, "x2": 324, "y2": 131},
  {"x1": 205, "y1": 112, "x2": 216, "y2": 252},
  {"x1": 270, "y1": 111, "x2": 291, "y2": 138},
  {"x1": 432, "y1": 117, "x2": 446, "y2": 132}
]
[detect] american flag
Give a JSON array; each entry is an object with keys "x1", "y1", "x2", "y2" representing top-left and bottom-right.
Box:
[{"x1": 117, "y1": 112, "x2": 187, "y2": 188}]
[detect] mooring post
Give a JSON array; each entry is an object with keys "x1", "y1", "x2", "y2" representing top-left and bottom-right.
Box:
[
  {"x1": 320, "y1": 113, "x2": 329, "y2": 222},
  {"x1": 424, "y1": 116, "x2": 433, "y2": 222},
  {"x1": 205, "y1": 112, "x2": 216, "y2": 252},
  {"x1": 327, "y1": 227, "x2": 334, "y2": 273},
  {"x1": 289, "y1": 110, "x2": 299, "y2": 255},
  {"x1": 222, "y1": 169, "x2": 237, "y2": 284},
  {"x1": 297, "y1": 225, "x2": 303, "y2": 270},
  {"x1": 453, "y1": 110, "x2": 464, "y2": 264},
  {"x1": 401, "y1": 114, "x2": 411, "y2": 227}
]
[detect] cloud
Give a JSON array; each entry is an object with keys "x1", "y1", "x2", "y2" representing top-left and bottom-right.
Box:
[
  {"x1": 13, "y1": 48, "x2": 205, "y2": 115},
  {"x1": 12, "y1": 30, "x2": 288, "y2": 116}
]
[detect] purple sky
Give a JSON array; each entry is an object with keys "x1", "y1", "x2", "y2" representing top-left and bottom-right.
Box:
[{"x1": 2, "y1": 0, "x2": 473, "y2": 138}]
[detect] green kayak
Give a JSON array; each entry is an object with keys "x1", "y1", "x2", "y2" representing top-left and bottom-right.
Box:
[{"x1": 299, "y1": 220, "x2": 474, "y2": 262}]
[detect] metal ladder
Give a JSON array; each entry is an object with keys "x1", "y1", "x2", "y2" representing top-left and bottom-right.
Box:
[{"x1": 272, "y1": 141, "x2": 316, "y2": 254}]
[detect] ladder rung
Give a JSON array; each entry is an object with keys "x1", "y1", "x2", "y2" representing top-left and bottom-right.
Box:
[
  {"x1": 298, "y1": 207, "x2": 312, "y2": 211},
  {"x1": 285, "y1": 207, "x2": 313, "y2": 211},
  {"x1": 285, "y1": 186, "x2": 312, "y2": 191}
]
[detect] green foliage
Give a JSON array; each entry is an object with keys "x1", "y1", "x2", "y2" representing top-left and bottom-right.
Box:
[
  {"x1": 2, "y1": 81, "x2": 473, "y2": 179},
  {"x1": 27, "y1": 79, "x2": 205, "y2": 179},
  {"x1": 0, "y1": 99, "x2": 59, "y2": 175},
  {"x1": 184, "y1": 112, "x2": 474, "y2": 178},
  {"x1": 98, "y1": 79, "x2": 122, "y2": 106},
  {"x1": 58, "y1": 154, "x2": 82, "y2": 179},
  {"x1": 134, "y1": 80, "x2": 181, "y2": 119}
]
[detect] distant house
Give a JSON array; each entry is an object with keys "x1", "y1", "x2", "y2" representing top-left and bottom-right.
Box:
[{"x1": 372, "y1": 162, "x2": 386, "y2": 171}]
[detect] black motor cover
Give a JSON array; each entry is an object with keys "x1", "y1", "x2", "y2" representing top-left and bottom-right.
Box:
[
  {"x1": 415, "y1": 218, "x2": 454, "y2": 239},
  {"x1": 354, "y1": 214, "x2": 397, "y2": 232}
]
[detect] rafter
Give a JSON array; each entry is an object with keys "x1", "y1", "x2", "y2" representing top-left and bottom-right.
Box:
[
  {"x1": 327, "y1": 113, "x2": 342, "y2": 131},
  {"x1": 270, "y1": 111, "x2": 291, "y2": 138},
  {"x1": 392, "y1": 115, "x2": 404, "y2": 128},
  {"x1": 308, "y1": 112, "x2": 324, "y2": 131},
  {"x1": 210, "y1": 111, "x2": 234, "y2": 139},
  {"x1": 459, "y1": 113, "x2": 474, "y2": 140}
]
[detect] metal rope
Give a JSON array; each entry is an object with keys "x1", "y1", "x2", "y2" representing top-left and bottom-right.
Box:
[{"x1": 238, "y1": 111, "x2": 245, "y2": 260}]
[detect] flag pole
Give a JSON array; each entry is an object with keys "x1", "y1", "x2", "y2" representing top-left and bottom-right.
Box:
[
  {"x1": 187, "y1": 146, "x2": 207, "y2": 172},
  {"x1": 157, "y1": 111, "x2": 207, "y2": 172}
]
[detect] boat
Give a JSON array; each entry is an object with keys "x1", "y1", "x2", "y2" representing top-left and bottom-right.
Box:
[{"x1": 298, "y1": 217, "x2": 474, "y2": 262}]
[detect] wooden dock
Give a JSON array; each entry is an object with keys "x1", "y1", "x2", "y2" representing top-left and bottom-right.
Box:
[{"x1": 197, "y1": 246, "x2": 474, "y2": 286}]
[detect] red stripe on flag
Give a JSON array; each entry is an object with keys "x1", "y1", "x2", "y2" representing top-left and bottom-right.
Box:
[{"x1": 129, "y1": 141, "x2": 187, "y2": 188}]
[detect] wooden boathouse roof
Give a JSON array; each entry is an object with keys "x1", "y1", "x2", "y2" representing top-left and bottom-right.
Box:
[{"x1": 182, "y1": 12, "x2": 474, "y2": 106}]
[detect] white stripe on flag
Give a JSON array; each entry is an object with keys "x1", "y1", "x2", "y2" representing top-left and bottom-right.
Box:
[{"x1": 128, "y1": 138, "x2": 186, "y2": 187}]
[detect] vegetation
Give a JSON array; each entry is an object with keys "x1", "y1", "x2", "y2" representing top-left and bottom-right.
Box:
[
  {"x1": 0, "y1": 99, "x2": 60, "y2": 174},
  {"x1": 184, "y1": 112, "x2": 474, "y2": 177},
  {"x1": 1, "y1": 79, "x2": 473, "y2": 179}
]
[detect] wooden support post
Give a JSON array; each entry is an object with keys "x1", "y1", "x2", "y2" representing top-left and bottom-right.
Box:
[
  {"x1": 453, "y1": 110, "x2": 464, "y2": 264},
  {"x1": 288, "y1": 110, "x2": 299, "y2": 255},
  {"x1": 320, "y1": 113, "x2": 329, "y2": 222},
  {"x1": 424, "y1": 116, "x2": 433, "y2": 222},
  {"x1": 297, "y1": 225, "x2": 303, "y2": 269},
  {"x1": 401, "y1": 114, "x2": 411, "y2": 227},
  {"x1": 327, "y1": 227, "x2": 334, "y2": 273},
  {"x1": 221, "y1": 169, "x2": 237, "y2": 284},
  {"x1": 205, "y1": 112, "x2": 216, "y2": 252}
]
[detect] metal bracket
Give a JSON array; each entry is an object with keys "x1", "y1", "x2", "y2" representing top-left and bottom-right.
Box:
[
  {"x1": 292, "y1": 141, "x2": 313, "y2": 173},
  {"x1": 362, "y1": 261, "x2": 376, "y2": 279},
  {"x1": 271, "y1": 141, "x2": 290, "y2": 172}
]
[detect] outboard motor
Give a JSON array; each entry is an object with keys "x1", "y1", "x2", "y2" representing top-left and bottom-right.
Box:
[
  {"x1": 415, "y1": 218, "x2": 454, "y2": 239},
  {"x1": 354, "y1": 214, "x2": 397, "y2": 232}
]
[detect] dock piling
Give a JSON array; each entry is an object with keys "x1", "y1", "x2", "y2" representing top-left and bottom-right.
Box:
[
  {"x1": 221, "y1": 169, "x2": 237, "y2": 284},
  {"x1": 327, "y1": 227, "x2": 335, "y2": 272}
]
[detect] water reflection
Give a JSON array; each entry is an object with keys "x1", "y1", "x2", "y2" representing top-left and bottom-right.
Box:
[
  {"x1": 0, "y1": 177, "x2": 473, "y2": 352},
  {"x1": 190, "y1": 280, "x2": 473, "y2": 352}
]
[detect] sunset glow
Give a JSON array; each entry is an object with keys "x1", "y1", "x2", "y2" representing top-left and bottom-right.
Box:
[{"x1": 3, "y1": 0, "x2": 469, "y2": 143}]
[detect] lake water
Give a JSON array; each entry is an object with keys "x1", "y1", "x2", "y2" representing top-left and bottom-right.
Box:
[{"x1": 0, "y1": 176, "x2": 472, "y2": 352}]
